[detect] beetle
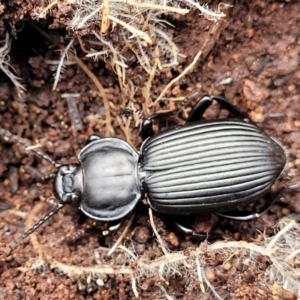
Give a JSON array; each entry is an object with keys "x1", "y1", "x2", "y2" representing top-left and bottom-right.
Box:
[{"x1": 3, "y1": 94, "x2": 287, "y2": 253}]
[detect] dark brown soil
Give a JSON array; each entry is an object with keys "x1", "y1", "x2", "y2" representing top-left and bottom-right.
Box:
[{"x1": 0, "y1": 1, "x2": 300, "y2": 299}]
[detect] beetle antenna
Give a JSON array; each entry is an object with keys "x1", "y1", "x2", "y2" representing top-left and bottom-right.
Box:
[
  {"x1": 0, "y1": 126, "x2": 61, "y2": 168},
  {"x1": 5, "y1": 203, "x2": 64, "y2": 255}
]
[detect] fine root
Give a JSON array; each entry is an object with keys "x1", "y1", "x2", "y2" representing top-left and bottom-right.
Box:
[
  {"x1": 151, "y1": 50, "x2": 202, "y2": 107},
  {"x1": 32, "y1": 1, "x2": 227, "y2": 90},
  {"x1": 11, "y1": 204, "x2": 300, "y2": 298},
  {"x1": 0, "y1": 33, "x2": 26, "y2": 95}
]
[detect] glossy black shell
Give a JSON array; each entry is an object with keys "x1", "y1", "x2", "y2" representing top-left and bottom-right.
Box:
[
  {"x1": 140, "y1": 119, "x2": 286, "y2": 215},
  {"x1": 79, "y1": 138, "x2": 141, "y2": 221}
]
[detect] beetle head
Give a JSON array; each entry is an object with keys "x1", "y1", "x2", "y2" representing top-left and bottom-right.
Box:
[{"x1": 54, "y1": 164, "x2": 83, "y2": 205}]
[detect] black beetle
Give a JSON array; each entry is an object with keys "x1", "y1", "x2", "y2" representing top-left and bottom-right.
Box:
[{"x1": 3, "y1": 94, "x2": 287, "y2": 252}]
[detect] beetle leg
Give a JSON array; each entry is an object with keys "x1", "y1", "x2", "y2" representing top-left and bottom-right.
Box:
[
  {"x1": 175, "y1": 222, "x2": 207, "y2": 238},
  {"x1": 174, "y1": 222, "x2": 223, "y2": 239},
  {"x1": 216, "y1": 188, "x2": 285, "y2": 221},
  {"x1": 85, "y1": 134, "x2": 101, "y2": 145},
  {"x1": 88, "y1": 134, "x2": 101, "y2": 141},
  {"x1": 187, "y1": 95, "x2": 248, "y2": 122},
  {"x1": 102, "y1": 220, "x2": 123, "y2": 236},
  {"x1": 141, "y1": 93, "x2": 247, "y2": 139},
  {"x1": 108, "y1": 220, "x2": 123, "y2": 232},
  {"x1": 141, "y1": 91, "x2": 204, "y2": 140},
  {"x1": 141, "y1": 111, "x2": 176, "y2": 140}
]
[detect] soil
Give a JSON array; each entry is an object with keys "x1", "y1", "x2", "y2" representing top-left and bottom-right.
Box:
[{"x1": 0, "y1": 1, "x2": 300, "y2": 299}]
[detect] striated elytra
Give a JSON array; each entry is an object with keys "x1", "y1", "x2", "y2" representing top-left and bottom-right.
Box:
[{"x1": 141, "y1": 120, "x2": 286, "y2": 215}]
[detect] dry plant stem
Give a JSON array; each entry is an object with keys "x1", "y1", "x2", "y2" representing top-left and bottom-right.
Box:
[
  {"x1": 196, "y1": 257, "x2": 205, "y2": 293},
  {"x1": 49, "y1": 259, "x2": 134, "y2": 276},
  {"x1": 286, "y1": 248, "x2": 300, "y2": 260},
  {"x1": 52, "y1": 39, "x2": 74, "y2": 91},
  {"x1": 112, "y1": 0, "x2": 189, "y2": 14},
  {"x1": 77, "y1": 35, "x2": 89, "y2": 53},
  {"x1": 29, "y1": 21, "x2": 112, "y2": 136},
  {"x1": 117, "y1": 115, "x2": 136, "y2": 150},
  {"x1": 155, "y1": 28, "x2": 179, "y2": 67},
  {"x1": 50, "y1": 249, "x2": 186, "y2": 277},
  {"x1": 152, "y1": 51, "x2": 202, "y2": 107},
  {"x1": 118, "y1": 245, "x2": 137, "y2": 260},
  {"x1": 77, "y1": 6, "x2": 103, "y2": 29},
  {"x1": 38, "y1": 0, "x2": 58, "y2": 18},
  {"x1": 156, "y1": 284, "x2": 175, "y2": 300},
  {"x1": 148, "y1": 208, "x2": 169, "y2": 256},
  {"x1": 209, "y1": 220, "x2": 299, "y2": 287},
  {"x1": 161, "y1": 96, "x2": 186, "y2": 101},
  {"x1": 210, "y1": 220, "x2": 297, "y2": 254},
  {"x1": 3, "y1": 210, "x2": 27, "y2": 218},
  {"x1": 91, "y1": 30, "x2": 127, "y2": 86},
  {"x1": 25, "y1": 143, "x2": 42, "y2": 150},
  {"x1": 266, "y1": 219, "x2": 296, "y2": 250},
  {"x1": 16, "y1": 202, "x2": 188, "y2": 296},
  {"x1": 142, "y1": 56, "x2": 159, "y2": 111},
  {"x1": 201, "y1": 266, "x2": 223, "y2": 300},
  {"x1": 107, "y1": 212, "x2": 135, "y2": 256},
  {"x1": 0, "y1": 33, "x2": 26, "y2": 94},
  {"x1": 101, "y1": 0, "x2": 110, "y2": 35},
  {"x1": 210, "y1": 239, "x2": 271, "y2": 256},
  {"x1": 184, "y1": 0, "x2": 226, "y2": 19},
  {"x1": 131, "y1": 274, "x2": 139, "y2": 298},
  {"x1": 108, "y1": 15, "x2": 152, "y2": 45},
  {"x1": 69, "y1": 53, "x2": 112, "y2": 136}
]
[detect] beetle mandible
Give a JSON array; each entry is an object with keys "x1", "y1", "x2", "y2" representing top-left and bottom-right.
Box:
[{"x1": 4, "y1": 94, "x2": 287, "y2": 253}]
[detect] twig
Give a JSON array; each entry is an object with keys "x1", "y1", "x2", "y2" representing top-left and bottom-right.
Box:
[
  {"x1": 131, "y1": 274, "x2": 139, "y2": 298},
  {"x1": 77, "y1": 35, "x2": 89, "y2": 53},
  {"x1": 155, "y1": 28, "x2": 179, "y2": 67},
  {"x1": 196, "y1": 257, "x2": 205, "y2": 293},
  {"x1": 117, "y1": 115, "x2": 136, "y2": 150},
  {"x1": 201, "y1": 265, "x2": 223, "y2": 300},
  {"x1": 91, "y1": 30, "x2": 127, "y2": 88},
  {"x1": 101, "y1": 0, "x2": 110, "y2": 35},
  {"x1": 142, "y1": 55, "x2": 159, "y2": 111},
  {"x1": 38, "y1": 0, "x2": 58, "y2": 18},
  {"x1": 151, "y1": 51, "x2": 202, "y2": 107},
  {"x1": 2, "y1": 209, "x2": 27, "y2": 218},
  {"x1": 118, "y1": 245, "x2": 137, "y2": 260},
  {"x1": 77, "y1": 8, "x2": 102, "y2": 29},
  {"x1": 108, "y1": 212, "x2": 135, "y2": 256},
  {"x1": 112, "y1": 0, "x2": 189, "y2": 14},
  {"x1": 0, "y1": 33, "x2": 26, "y2": 94},
  {"x1": 156, "y1": 284, "x2": 175, "y2": 300},
  {"x1": 108, "y1": 15, "x2": 152, "y2": 45},
  {"x1": 49, "y1": 259, "x2": 133, "y2": 276},
  {"x1": 183, "y1": 0, "x2": 226, "y2": 19},
  {"x1": 53, "y1": 39, "x2": 74, "y2": 90},
  {"x1": 266, "y1": 220, "x2": 296, "y2": 251},
  {"x1": 148, "y1": 208, "x2": 169, "y2": 256}
]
